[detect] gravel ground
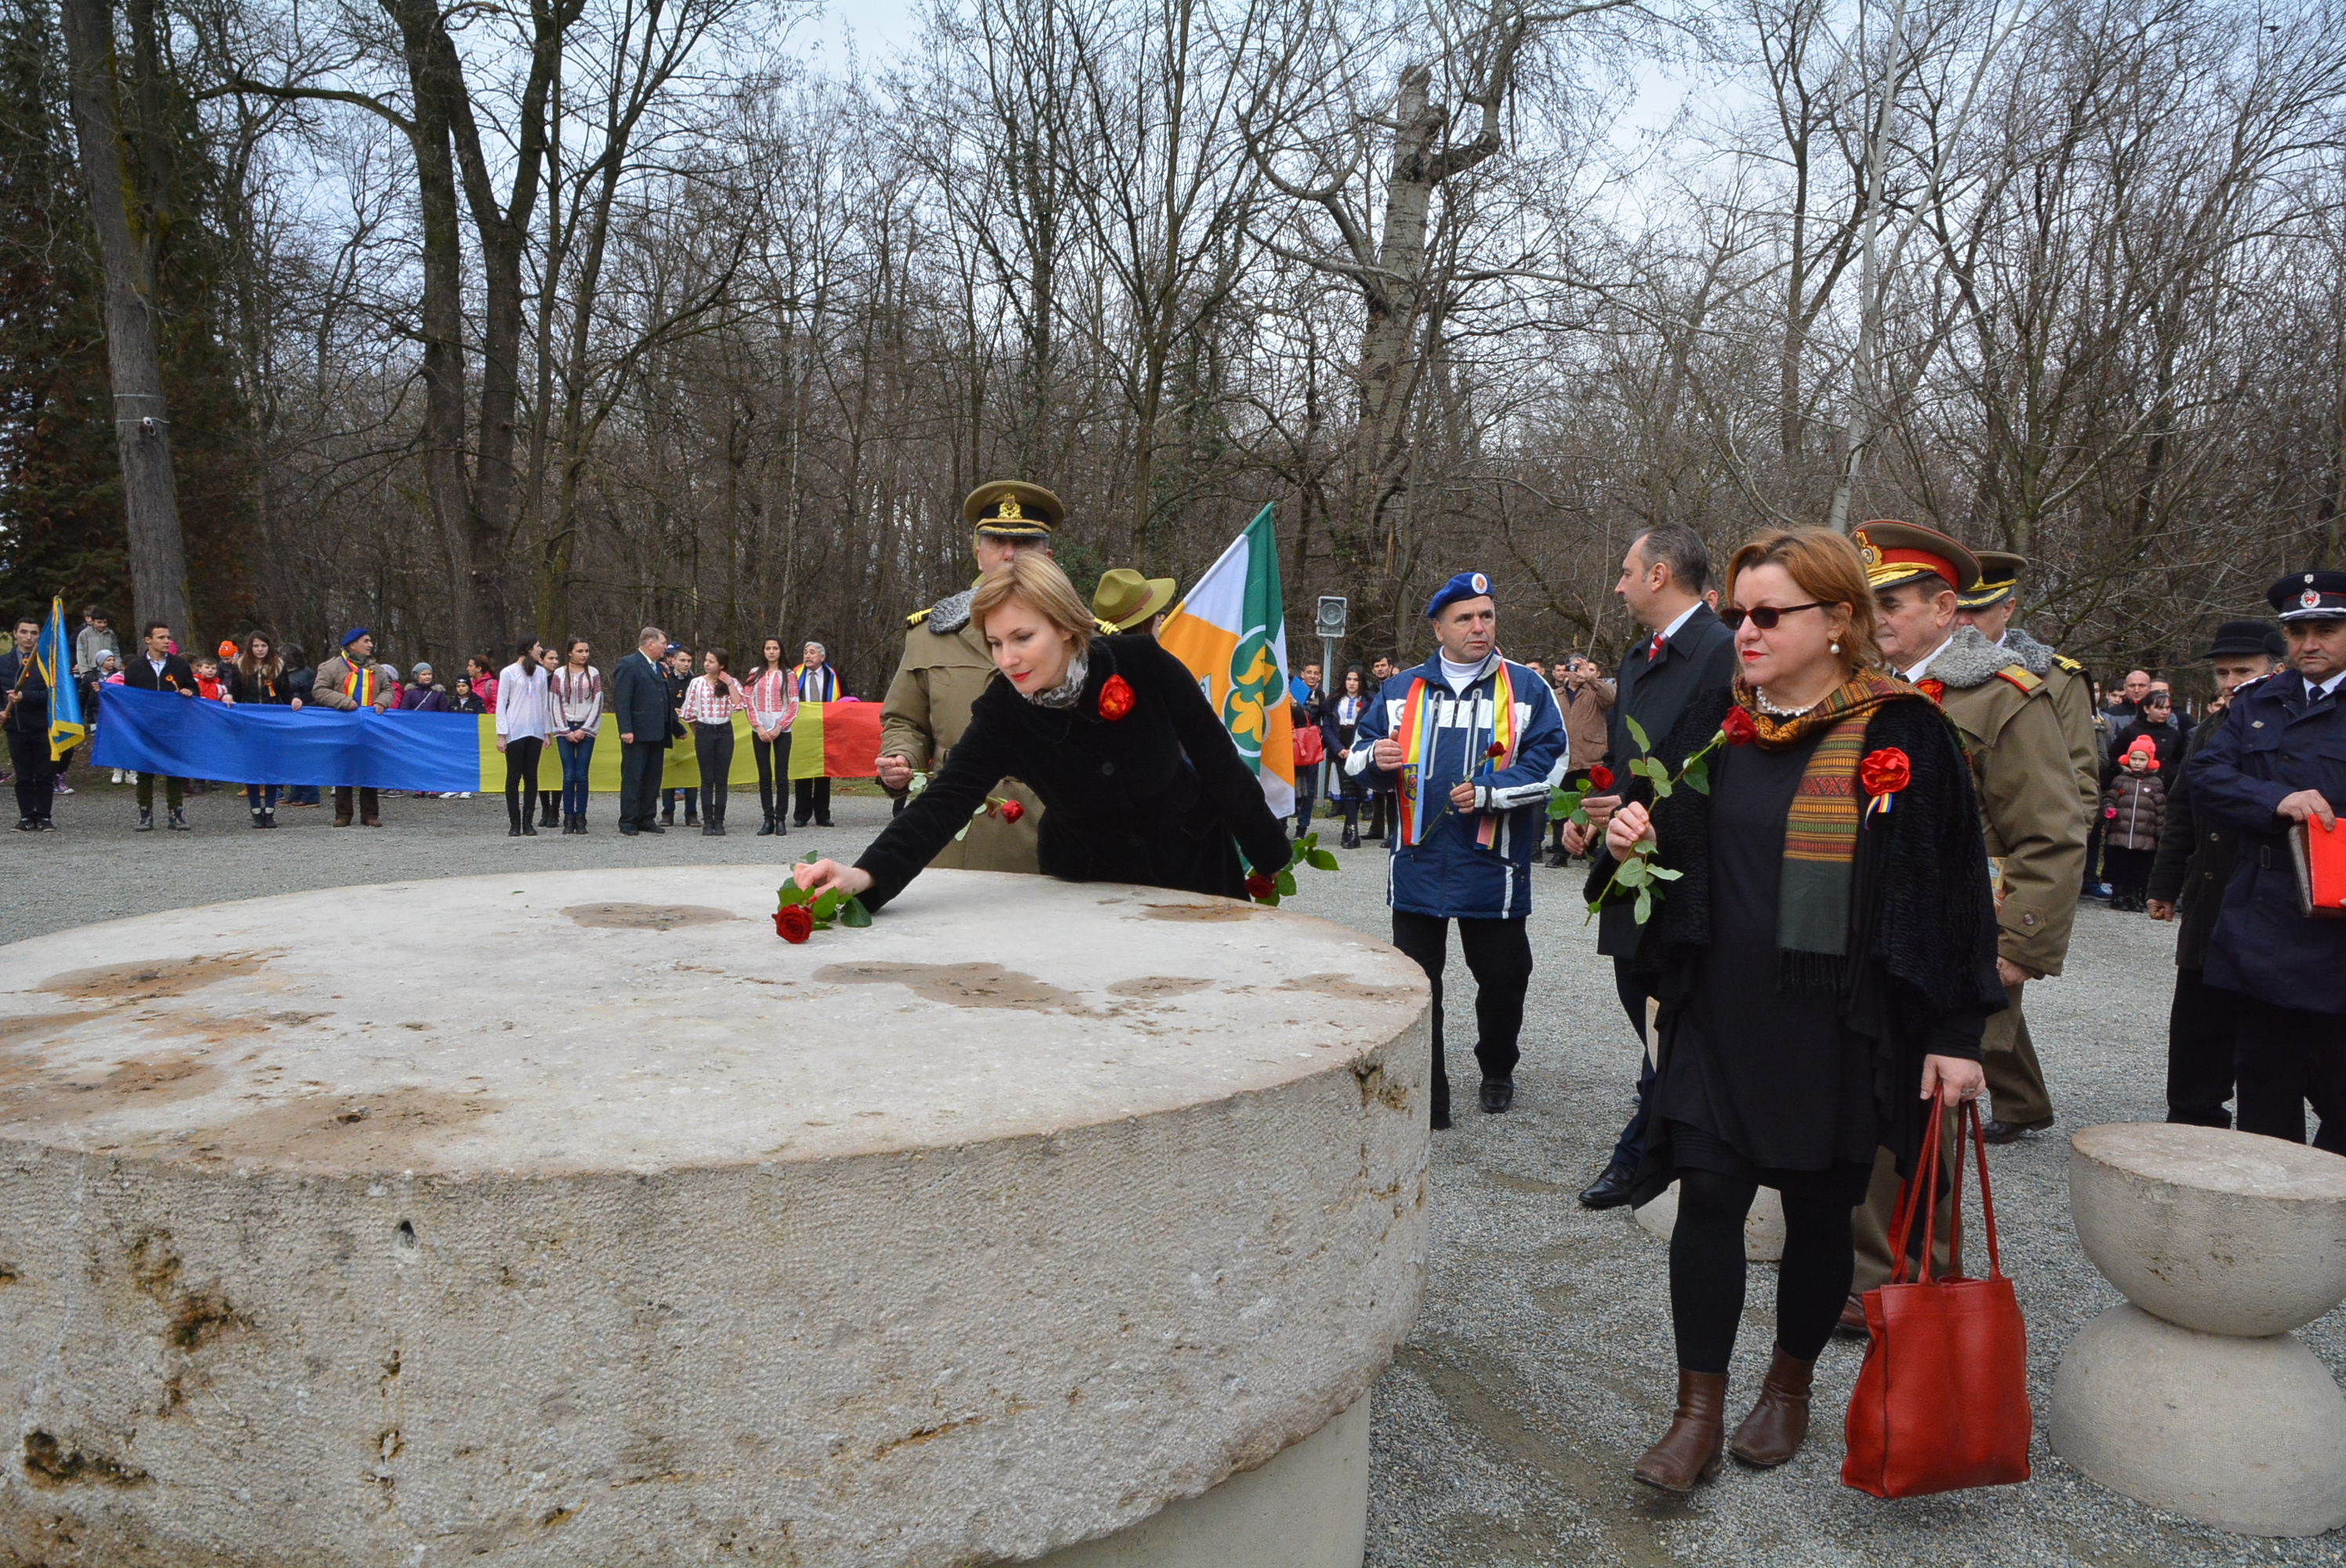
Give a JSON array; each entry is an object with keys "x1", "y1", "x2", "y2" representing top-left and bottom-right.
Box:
[{"x1": 5, "y1": 768, "x2": 2343, "y2": 1563}]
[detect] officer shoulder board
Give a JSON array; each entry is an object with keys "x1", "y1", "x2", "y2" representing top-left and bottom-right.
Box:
[
  {"x1": 2053, "y1": 654, "x2": 2083, "y2": 675},
  {"x1": 1095, "y1": 619, "x2": 1120, "y2": 637},
  {"x1": 1996, "y1": 666, "x2": 2045, "y2": 696},
  {"x1": 906, "y1": 607, "x2": 933, "y2": 629}
]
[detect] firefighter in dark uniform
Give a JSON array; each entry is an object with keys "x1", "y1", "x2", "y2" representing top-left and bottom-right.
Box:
[{"x1": 2186, "y1": 570, "x2": 2346, "y2": 1153}]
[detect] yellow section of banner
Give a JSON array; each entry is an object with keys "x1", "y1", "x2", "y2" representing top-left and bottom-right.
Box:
[{"x1": 474, "y1": 714, "x2": 775, "y2": 792}]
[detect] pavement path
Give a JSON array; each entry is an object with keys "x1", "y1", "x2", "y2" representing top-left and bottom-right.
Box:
[{"x1": 4, "y1": 775, "x2": 2341, "y2": 1564}]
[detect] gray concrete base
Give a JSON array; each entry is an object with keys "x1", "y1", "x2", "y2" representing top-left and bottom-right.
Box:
[
  {"x1": 1033, "y1": 1395, "x2": 1368, "y2": 1567},
  {"x1": 2050, "y1": 1303, "x2": 2346, "y2": 1537}
]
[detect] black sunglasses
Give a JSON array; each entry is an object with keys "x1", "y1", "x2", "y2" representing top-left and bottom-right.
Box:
[{"x1": 1720, "y1": 601, "x2": 1827, "y2": 631}]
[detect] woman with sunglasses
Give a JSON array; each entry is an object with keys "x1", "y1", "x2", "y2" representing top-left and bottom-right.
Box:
[{"x1": 1589, "y1": 526, "x2": 2003, "y2": 1492}]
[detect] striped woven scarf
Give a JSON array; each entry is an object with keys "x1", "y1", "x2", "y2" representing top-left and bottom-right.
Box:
[{"x1": 1741, "y1": 670, "x2": 1919, "y2": 978}]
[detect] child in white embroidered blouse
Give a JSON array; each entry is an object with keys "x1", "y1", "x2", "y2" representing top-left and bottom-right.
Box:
[{"x1": 679, "y1": 648, "x2": 747, "y2": 836}]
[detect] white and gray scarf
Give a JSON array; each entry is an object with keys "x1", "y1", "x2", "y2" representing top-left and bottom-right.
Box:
[{"x1": 1026, "y1": 651, "x2": 1091, "y2": 710}]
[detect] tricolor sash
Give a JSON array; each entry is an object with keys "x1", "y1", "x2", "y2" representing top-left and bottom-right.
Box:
[
  {"x1": 1394, "y1": 662, "x2": 1519, "y2": 853},
  {"x1": 343, "y1": 659, "x2": 375, "y2": 709}
]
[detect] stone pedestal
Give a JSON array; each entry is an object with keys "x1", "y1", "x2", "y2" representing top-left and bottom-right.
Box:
[
  {"x1": 2050, "y1": 1123, "x2": 2346, "y2": 1537},
  {"x1": 1632, "y1": 1181, "x2": 1787, "y2": 1262},
  {"x1": 0, "y1": 868, "x2": 1431, "y2": 1567}
]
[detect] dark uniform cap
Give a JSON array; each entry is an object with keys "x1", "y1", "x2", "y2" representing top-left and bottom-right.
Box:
[
  {"x1": 1957, "y1": 549, "x2": 2028, "y2": 612},
  {"x1": 1850, "y1": 521, "x2": 1983, "y2": 597},
  {"x1": 2268, "y1": 569, "x2": 2346, "y2": 623},
  {"x1": 963, "y1": 480, "x2": 1063, "y2": 539},
  {"x1": 2206, "y1": 619, "x2": 2286, "y2": 659}
]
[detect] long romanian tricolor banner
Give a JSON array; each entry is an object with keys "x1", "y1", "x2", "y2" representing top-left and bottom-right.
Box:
[
  {"x1": 92, "y1": 686, "x2": 884, "y2": 793},
  {"x1": 1158, "y1": 503, "x2": 1296, "y2": 815}
]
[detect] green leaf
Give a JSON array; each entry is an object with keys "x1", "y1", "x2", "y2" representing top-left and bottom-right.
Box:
[
  {"x1": 1614, "y1": 858, "x2": 1648, "y2": 888},
  {"x1": 1307, "y1": 849, "x2": 1340, "y2": 872},
  {"x1": 1287, "y1": 842, "x2": 1309, "y2": 871},
  {"x1": 1625, "y1": 713, "x2": 1651, "y2": 753},
  {"x1": 1301, "y1": 831, "x2": 1320, "y2": 851},
  {"x1": 953, "y1": 824, "x2": 971, "y2": 841},
  {"x1": 1683, "y1": 757, "x2": 1711, "y2": 796},
  {"x1": 812, "y1": 889, "x2": 845, "y2": 922},
  {"x1": 1570, "y1": 807, "x2": 1591, "y2": 826},
  {"x1": 1634, "y1": 887, "x2": 1654, "y2": 924},
  {"x1": 1276, "y1": 869, "x2": 1298, "y2": 897},
  {"x1": 1650, "y1": 774, "x2": 1673, "y2": 800},
  {"x1": 776, "y1": 883, "x2": 812, "y2": 909},
  {"x1": 1648, "y1": 865, "x2": 1684, "y2": 882},
  {"x1": 840, "y1": 896, "x2": 873, "y2": 928}
]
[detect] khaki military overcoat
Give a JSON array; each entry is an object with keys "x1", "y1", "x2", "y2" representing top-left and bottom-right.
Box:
[{"x1": 881, "y1": 587, "x2": 1043, "y2": 874}]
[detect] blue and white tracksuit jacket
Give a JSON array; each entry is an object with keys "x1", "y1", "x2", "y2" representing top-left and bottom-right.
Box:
[{"x1": 1344, "y1": 653, "x2": 1567, "y2": 920}]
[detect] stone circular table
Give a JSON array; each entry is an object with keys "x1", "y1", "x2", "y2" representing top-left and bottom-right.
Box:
[{"x1": 0, "y1": 868, "x2": 1431, "y2": 1567}]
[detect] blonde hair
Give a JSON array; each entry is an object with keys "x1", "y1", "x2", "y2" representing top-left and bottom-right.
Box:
[
  {"x1": 1723, "y1": 528, "x2": 1883, "y2": 675},
  {"x1": 971, "y1": 553, "x2": 1097, "y2": 656}
]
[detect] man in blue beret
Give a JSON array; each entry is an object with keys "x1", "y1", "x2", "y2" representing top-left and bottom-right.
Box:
[
  {"x1": 2186, "y1": 570, "x2": 2346, "y2": 1152},
  {"x1": 1345, "y1": 572, "x2": 1567, "y2": 1128}
]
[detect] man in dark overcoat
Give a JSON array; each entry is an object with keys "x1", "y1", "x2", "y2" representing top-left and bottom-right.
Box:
[
  {"x1": 612, "y1": 626, "x2": 677, "y2": 836},
  {"x1": 1567, "y1": 524, "x2": 1735, "y2": 1209},
  {"x1": 2186, "y1": 572, "x2": 2346, "y2": 1152},
  {"x1": 2145, "y1": 619, "x2": 2286, "y2": 1127}
]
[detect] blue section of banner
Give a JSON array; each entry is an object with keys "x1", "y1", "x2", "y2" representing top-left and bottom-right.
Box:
[{"x1": 90, "y1": 684, "x2": 483, "y2": 792}]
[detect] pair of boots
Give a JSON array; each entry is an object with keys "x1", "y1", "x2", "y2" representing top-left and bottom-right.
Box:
[
  {"x1": 1632, "y1": 1348, "x2": 1814, "y2": 1492},
  {"x1": 137, "y1": 809, "x2": 188, "y2": 832},
  {"x1": 248, "y1": 807, "x2": 278, "y2": 829},
  {"x1": 1340, "y1": 825, "x2": 1360, "y2": 849},
  {"x1": 539, "y1": 796, "x2": 560, "y2": 829},
  {"x1": 663, "y1": 804, "x2": 699, "y2": 827},
  {"x1": 702, "y1": 802, "x2": 727, "y2": 837},
  {"x1": 558, "y1": 811, "x2": 590, "y2": 835},
  {"x1": 507, "y1": 801, "x2": 538, "y2": 837},
  {"x1": 755, "y1": 810, "x2": 790, "y2": 837}
]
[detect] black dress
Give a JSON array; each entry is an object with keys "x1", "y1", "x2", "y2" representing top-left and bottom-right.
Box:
[
  {"x1": 1655, "y1": 733, "x2": 1879, "y2": 1204},
  {"x1": 853, "y1": 635, "x2": 1294, "y2": 911}
]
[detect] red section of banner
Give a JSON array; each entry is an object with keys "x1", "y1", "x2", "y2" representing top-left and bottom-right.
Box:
[{"x1": 822, "y1": 702, "x2": 884, "y2": 779}]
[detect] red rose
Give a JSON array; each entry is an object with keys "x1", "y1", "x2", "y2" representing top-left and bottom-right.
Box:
[
  {"x1": 1859, "y1": 746, "x2": 1912, "y2": 797},
  {"x1": 999, "y1": 798, "x2": 1025, "y2": 823},
  {"x1": 1720, "y1": 707, "x2": 1760, "y2": 746},
  {"x1": 1098, "y1": 673, "x2": 1135, "y2": 720},
  {"x1": 1587, "y1": 764, "x2": 1614, "y2": 791},
  {"x1": 1245, "y1": 873, "x2": 1276, "y2": 902},
  {"x1": 775, "y1": 904, "x2": 814, "y2": 943},
  {"x1": 1486, "y1": 740, "x2": 1506, "y2": 759}
]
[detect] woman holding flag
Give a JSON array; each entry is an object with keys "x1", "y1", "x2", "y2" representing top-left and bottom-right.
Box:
[{"x1": 791, "y1": 554, "x2": 1291, "y2": 911}]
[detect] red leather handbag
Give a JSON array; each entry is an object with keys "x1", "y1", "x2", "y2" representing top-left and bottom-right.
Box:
[{"x1": 1843, "y1": 1099, "x2": 2032, "y2": 1497}]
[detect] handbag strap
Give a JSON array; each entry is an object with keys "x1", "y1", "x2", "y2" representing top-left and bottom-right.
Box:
[
  {"x1": 1887, "y1": 1097, "x2": 1945, "y2": 1286},
  {"x1": 1965, "y1": 1098, "x2": 2006, "y2": 1279}
]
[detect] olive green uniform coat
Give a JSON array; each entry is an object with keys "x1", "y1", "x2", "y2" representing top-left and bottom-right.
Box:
[{"x1": 881, "y1": 588, "x2": 1044, "y2": 874}]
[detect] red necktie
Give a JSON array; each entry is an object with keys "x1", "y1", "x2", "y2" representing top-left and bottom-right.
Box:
[{"x1": 1647, "y1": 632, "x2": 1666, "y2": 662}]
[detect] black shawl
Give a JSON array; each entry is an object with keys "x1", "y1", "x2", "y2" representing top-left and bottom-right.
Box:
[{"x1": 1587, "y1": 686, "x2": 2006, "y2": 1189}]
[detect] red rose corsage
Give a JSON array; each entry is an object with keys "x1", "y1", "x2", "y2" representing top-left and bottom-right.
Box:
[
  {"x1": 1098, "y1": 673, "x2": 1135, "y2": 721},
  {"x1": 1917, "y1": 677, "x2": 1946, "y2": 705},
  {"x1": 1720, "y1": 706, "x2": 1760, "y2": 746},
  {"x1": 774, "y1": 904, "x2": 815, "y2": 943},
  {"x1": 1859, "y1": 746, "x2": 1912, "y2": 820}
]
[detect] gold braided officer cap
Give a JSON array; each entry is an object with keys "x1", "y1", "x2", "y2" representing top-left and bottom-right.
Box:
[
  {"x1": 1851, "y1": 519, "x2": 1984, "y2": 597},
  {"x1": 1956, "y1": 549, "x2": 2027, "y2": 612},
  {"x1": 1092, "y1": 568, "x2": 1178, "y2": 633},
  {"x1": 964, "y1": 480, "x2": 1063, "y2": 540}
]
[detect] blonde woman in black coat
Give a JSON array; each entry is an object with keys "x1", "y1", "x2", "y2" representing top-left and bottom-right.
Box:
[{"x1": 794, "y1": 554, "x2": 1291, "y2": 910}]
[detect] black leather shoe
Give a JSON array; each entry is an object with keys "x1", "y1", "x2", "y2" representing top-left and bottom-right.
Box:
[
  {"x1": 1480, "y1": 1077, "x2": 1515, "y2": 1113},
  {"x1": 640, "y1": 822, "x2": 665, "y2": 834},
  {"x1": 619, "y1": 824, "x2": 639, "y2": 836},
  {"x1": 1982, "y1": 1116, "x2": 2053, "y2": 1145},
  {"x1": 1578, "y1": 1159, "x2": 1638, "y2": 1210}
]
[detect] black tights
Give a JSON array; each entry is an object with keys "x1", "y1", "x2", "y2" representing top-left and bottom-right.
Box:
[{"x1": 1669, "y1": 1168, "x2": 1854, "y2": 1375}]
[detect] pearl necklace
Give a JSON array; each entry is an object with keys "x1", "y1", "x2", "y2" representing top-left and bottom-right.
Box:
[{"x1": 1754, "y1": 688, "x2": 1817, "y2": 718}]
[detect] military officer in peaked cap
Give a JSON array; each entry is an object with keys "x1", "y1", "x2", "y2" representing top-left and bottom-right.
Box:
[
  {"x1": 877, "y1": 481, "x2": 1074, "y2": 873},
  {"x1": 1839, "y1": 520, "x2": 2084, "y2": 1319},
  {"x1": 2184, "y1": 570, "x2": 2346, "y2": 1153},
  {"x1": 1958, "y1": 550, "x2": 2099, "y2": 824}
]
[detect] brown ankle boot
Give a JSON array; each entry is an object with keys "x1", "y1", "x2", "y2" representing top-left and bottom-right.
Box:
[
  {"x1": 1730, "y1": 1345, "x2": 1815, "y2": 1468},
  {"x1": 1633, "y1": 1370, "x2": 1727, "y2": 1491}
]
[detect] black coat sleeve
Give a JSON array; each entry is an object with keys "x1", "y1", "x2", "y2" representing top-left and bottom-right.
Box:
[
  {"x1": 851, "y1": 707, "x2": 1018, "y2": 912},
  {"x1": 1131, "y1": 637, "x2": 1293, "y2": 876}
]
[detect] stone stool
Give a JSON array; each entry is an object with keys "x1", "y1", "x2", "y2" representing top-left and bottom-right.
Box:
[
  {"x1": 0, "y1": 867, "x2": 1431, "y2": 1566},
  {"x1": 2050, "y1": 1123, "x2": 2346, "y2": 1537}
]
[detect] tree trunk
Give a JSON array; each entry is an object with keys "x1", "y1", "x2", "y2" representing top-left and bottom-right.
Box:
[{"x1": 58, "y1": 0, "x2": 190, "y2": 639}]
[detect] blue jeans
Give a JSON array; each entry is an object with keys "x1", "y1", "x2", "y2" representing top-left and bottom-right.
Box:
[
  {"x1": 557, "y1": 734, "x2": 596, "y2": 817},
  {"x1": 245, "y1": 783, "x2": 280, "y2": 810}
]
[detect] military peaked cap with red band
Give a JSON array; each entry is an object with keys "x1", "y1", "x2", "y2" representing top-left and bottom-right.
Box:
[
  {"x1": 2269, "y1": 569, "x2": 2346, "y2": 622},
  {"x1": 1851, "y1": 520, "x2": 1983, "y2": 597}
]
